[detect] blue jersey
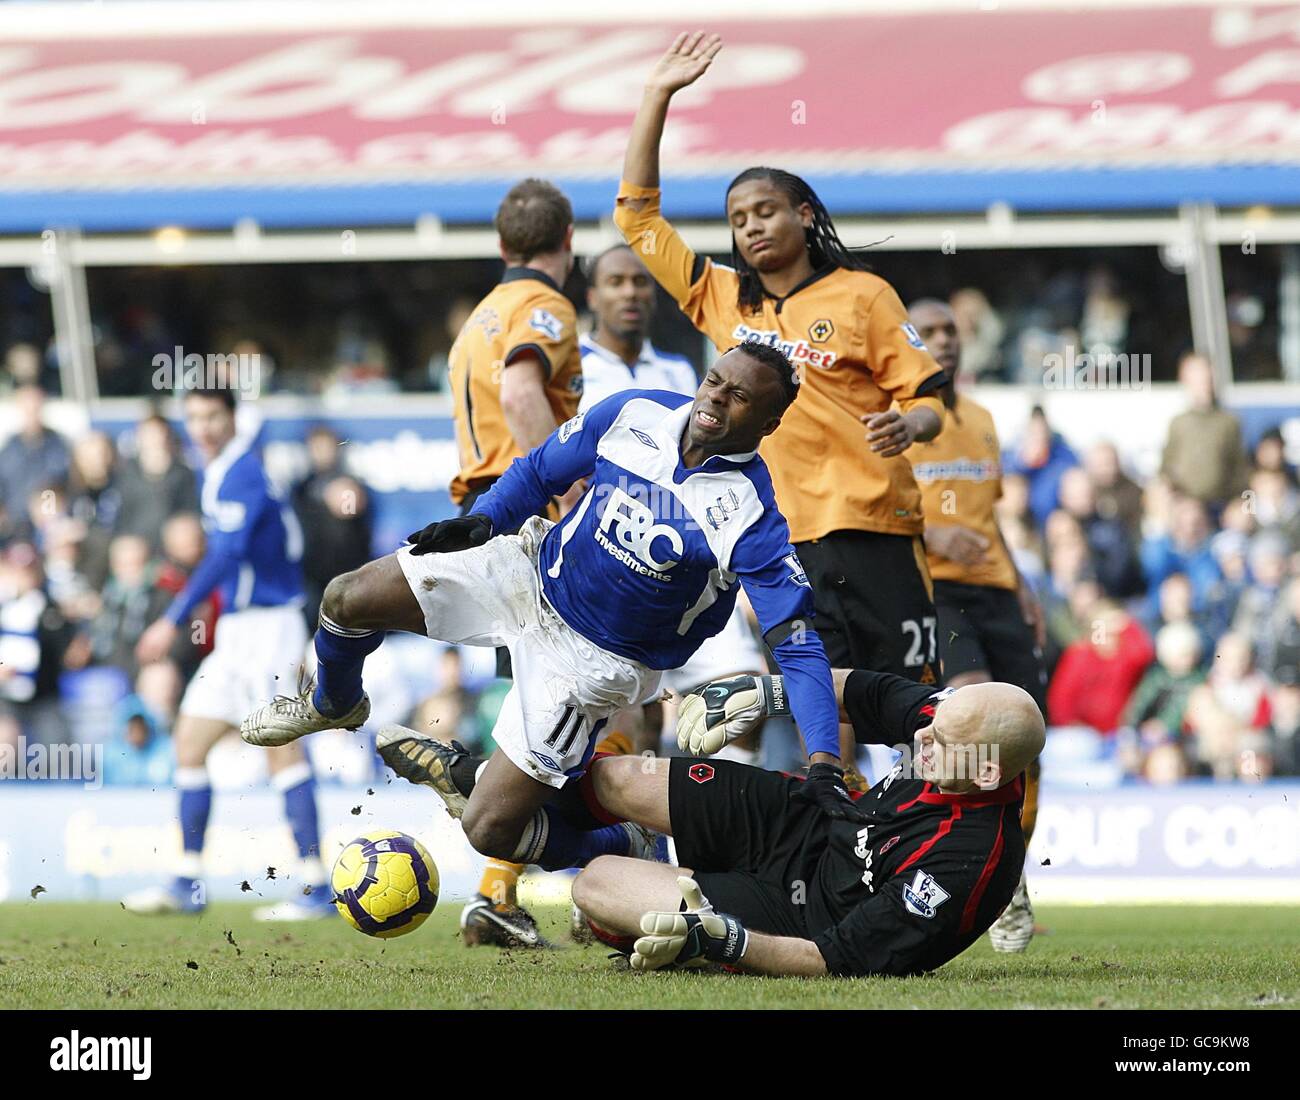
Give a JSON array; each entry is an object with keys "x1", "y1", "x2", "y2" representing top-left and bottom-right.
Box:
[
  {"x1": 470, "y1": 390, "x2": 840, "y2": 759},
  {"x1": 165, "y1": 433, "x2": 303, "y2": 626}
]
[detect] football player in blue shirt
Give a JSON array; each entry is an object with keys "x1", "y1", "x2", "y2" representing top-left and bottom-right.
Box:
[
  {"x1": 124, "y1": 387, "x2": 338, "y2": 920},
  {"x1": 241, "y1": 342, "x2": 868, "y2": 881}
]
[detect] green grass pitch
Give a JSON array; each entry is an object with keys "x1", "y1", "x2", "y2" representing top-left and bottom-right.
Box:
[{"x1": 1, "y1": 901, "x2": 1295, "y2": 1009}]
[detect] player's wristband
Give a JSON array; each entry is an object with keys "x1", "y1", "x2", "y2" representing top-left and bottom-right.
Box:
[
  {"x1": 757, "y1": 674, "x2": 791, "y2": 718},
  {"x1": 682, "y1": 912, "x2": 750, "y2": 965}
]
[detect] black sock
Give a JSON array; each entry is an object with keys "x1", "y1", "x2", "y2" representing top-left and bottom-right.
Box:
[{"x1": 449, "y1": 753, "x2": 482, "y2": 797}]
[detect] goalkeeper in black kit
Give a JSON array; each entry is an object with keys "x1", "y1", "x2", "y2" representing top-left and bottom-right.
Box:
[{"x1": 569, "y1": 670, "x2": 1044, "y2": 977}]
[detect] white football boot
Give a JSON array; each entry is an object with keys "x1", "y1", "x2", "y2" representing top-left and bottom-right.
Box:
[
  {"x1": 987, "y1": 871, "x2": 1035, "y2": 953},
  {"x1": 241, "y1": 675, "x2": 370, "y2": 748}
]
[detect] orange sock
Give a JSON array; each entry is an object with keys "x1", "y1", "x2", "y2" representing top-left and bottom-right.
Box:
[
  {"x1": 1022, "y1": 763, "x2": 1040, "y2": 844},
  {"x1": 594, "y1": 730, "x2": 633, "y2": 757},
  {"x1": 478, "y1": 859, "x2": 521, "y2": 909}
]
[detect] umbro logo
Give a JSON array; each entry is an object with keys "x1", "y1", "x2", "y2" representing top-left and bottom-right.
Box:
[{"x1": 630, "y1": 428, "x2": 658, "y2": 449}]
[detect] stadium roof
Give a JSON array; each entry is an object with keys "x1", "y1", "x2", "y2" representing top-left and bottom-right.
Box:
[{"x1": 2, "y1": 0, "x2": 1299, "y2": 232}]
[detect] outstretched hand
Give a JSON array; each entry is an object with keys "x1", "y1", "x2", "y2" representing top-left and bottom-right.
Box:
[{"x1": 645, "y1": 31, "x2": 722, "y2": 96}]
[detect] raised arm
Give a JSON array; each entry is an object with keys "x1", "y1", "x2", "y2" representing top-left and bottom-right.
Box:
[{"x1": 622, "y1": 31, "x2": 722, "y2": 190}]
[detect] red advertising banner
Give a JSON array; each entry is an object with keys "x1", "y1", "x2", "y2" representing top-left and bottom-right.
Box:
[{"x1": 1, "y1": 5, "x2": 1298, "y2": 226}]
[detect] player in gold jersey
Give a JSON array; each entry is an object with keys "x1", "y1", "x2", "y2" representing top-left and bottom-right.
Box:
[
  {"x1": 448, "y1": 179, "x2": 586, "y2": 949},
  {"x1": 907, "y1": 298, "x2": 1048, "y2": 954},
  {"x1": 616, "y1": 32, "x2": 947, "y2": 778}
]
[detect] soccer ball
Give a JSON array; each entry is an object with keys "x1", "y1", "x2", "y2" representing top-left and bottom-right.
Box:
[{"x1": 331, "y1": 830, "x2": 439, "y2": 938}]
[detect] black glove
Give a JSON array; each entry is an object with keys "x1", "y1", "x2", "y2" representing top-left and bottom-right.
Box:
[
  {"x1": 406, "y1": 514, "x2": 492, "y2": 556},
  {"x1": 790, "y1": 762, "x2": 872, "y2": 824}
]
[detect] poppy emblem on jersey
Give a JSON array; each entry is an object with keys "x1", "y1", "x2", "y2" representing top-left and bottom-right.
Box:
[
  {"x1": 630, "y1": 428, "x2": 659, "y2": 449},
  {"x1": 903, "y1": 870, "x2": 951, "y2": 919},
  {"x1": 688, "y1": 763, "x2": 715, "y2": 784},
  {"x1": 808, "y1": 318, "x2": 834, "y2": 343}
]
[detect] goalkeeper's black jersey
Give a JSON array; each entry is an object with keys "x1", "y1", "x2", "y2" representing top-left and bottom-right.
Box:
[{"x1": 807, "y1": 671, "x2": 1026, "y2": 977}]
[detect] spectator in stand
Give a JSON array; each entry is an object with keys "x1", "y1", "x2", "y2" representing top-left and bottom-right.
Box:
[
  {"x1": 1139, "y1": 474, "x2": 1175, "y2": 543},
  {"x1": 154, "y1": 513, "x2": 216, "y2": 681},
  {"x1": 103, "y1": 692, "x2": 174, "y2": 787},
  {"x1": 1233, "y1": 532, "x2": 1292, "y2": 673},
  {"x1": 1141, "y1": 495, "x2": 1224, "y2": 614},
  {"x1": 1269, "y1": 669, "x2": 1300, "y2": 777},
  {"x1": 1003, "y1": 405, "x2": 1078, "y2": 529},
  {"x1": 993, "y1": 472, "x2": 1047, "y2": 587},
  {"x1": 0, "y1": 386, "x2": 70, "y2": 541},
  {"x1": 67, "y1": 431, "x2": 121, "y2": 590},
  {"x1": 1047, "y1": 600, "x2": 1154, "y2": 735},
  {"x1": 114, "y1": 415, "x2": 200, "y2": 554},
  {"x1": 292, "y1": 425, "x2": 373, "y2": 627},
  {"x1": 2, "y1": 342, "x2": 60, "y2": 397},
  {"x1": 0, "y1": 541, "x2": 75, "y2": 745},
  {"x1": 1057, "y1": 466, "x2": 1144, "y2": 598},
  {"x1": 1144, "y1": 572, "x2": 1215, "y2": 661},
  {"x1": 1225, "y1": 291, "x2": 1279, "y2": 382},
  {"x1": 1083, "y1": 440, "x2": 1144, "y2": 536},
  {"x1": 1160, "y1": 353, "x2": 1250, "y2": 509},
  {"x1": 134, "y1": 658, "x2": 184, "y2": 731},
  {"x1": 1247, "y1": 465, "x2": 1300, "y2": 550},
  {"x1": 1079, "y1": 264, "x2": 1130, "y2": 364},
  {"x1": 1261, "y1": 576, "x2": 1300, "y2": 686},
  {"x1": 1184, "y1": 632, "x2": 1273, "y2": 781},
  {"x1": 949, "y1": 287, "x2": 1005, "y2": 382},
  {"x1": 1121, "y1": 621, "x2": 1204, "y2": 780},
  {"x1": 1206, "y1": 528, "x2": 1251, "y2": 637},
  {"x1": 1253, "y1": 426, "x2": 1295, "y2": 485},
  {"x1": 409, "y1": 647, "x2": 480, "y2": 750},
  {"x1": 1045, "y1": 574, "x2": 1103, "y2": 659},
  {"x1": 88, "y1": 533, "x2": 170, "y2": 679},
  {"x1": 42, "y1": 516, "x2": 99, "y2": 623}
]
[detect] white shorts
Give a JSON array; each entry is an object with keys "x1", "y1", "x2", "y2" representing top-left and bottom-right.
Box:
[
  {"x1": 180, "y1": 604, "x2": 309, "y2": 727},
  {"x1": 397, "y1": 516, "x2": 660, "y2": 788},
  {"x1": 659, "y1": 602, "x2": 767, "y2": 697}
]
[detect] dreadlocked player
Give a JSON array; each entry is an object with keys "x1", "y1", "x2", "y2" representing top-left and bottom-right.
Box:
[{"x1": 616, "y1": 33, "x2": 947, "y2": 779}]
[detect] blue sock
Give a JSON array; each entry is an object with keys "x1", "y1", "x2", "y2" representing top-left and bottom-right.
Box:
[
  {"x1": 174, "y1": 766, "x2": 211, "y2": 904},
  {"x1": 276, "y1": 763, "x2": 321, "y2": 862},
  {"x1": 526, "y1": 807, "x2": 632, "y2": 872},
  {"x1": 176, "y1": 766, "x2": 211, "y2": 859},
  {"x1": 313, "y1": 614, "x2": 383, "y2": 717}
]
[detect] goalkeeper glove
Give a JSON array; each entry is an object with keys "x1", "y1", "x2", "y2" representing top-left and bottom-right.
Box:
[
  {"x1": 631, "y1": 877, "x2": 749, "y2": 972},
  {"x1": 790, "y1": 762, "x2": 872, "y2": 824},
  {"x1": 406, "y1": 514, "x2": 492, "y2": 556},
  {"x1": 676, "y1": 673, "x2": 789, "y2": 755}
]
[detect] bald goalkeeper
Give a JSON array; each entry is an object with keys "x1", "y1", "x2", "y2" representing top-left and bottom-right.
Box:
[{"x1": 570, "y1": 671, "x2": 1045, "y2": 977}]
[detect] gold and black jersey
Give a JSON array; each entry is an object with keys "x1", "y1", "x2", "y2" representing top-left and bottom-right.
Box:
[
  {"x1": 614, "y1": 181, "x2": 945, "y2": 543},
  {"x1": 448, "y1": 267, "x2": 582, "y2": 504}
]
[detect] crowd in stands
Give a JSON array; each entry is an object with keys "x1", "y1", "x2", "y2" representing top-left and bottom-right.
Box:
[
  {"x1": 1, "y1": 342, "x2": 1297, "y2": 787},
  {"x1": 1003, "y1": 353, "x2": 1299, "y2": 781}
]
